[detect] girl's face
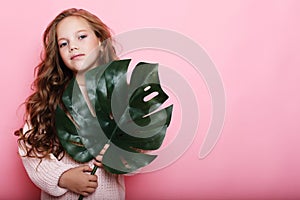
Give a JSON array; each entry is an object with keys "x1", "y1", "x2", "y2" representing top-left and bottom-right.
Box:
[{"x1": 56, "y1": 16, "x2": 101, "y2": 73}]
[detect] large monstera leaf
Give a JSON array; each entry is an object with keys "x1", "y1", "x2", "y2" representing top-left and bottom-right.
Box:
[{"x1": 55, "y1": 59, "x2": 173, "y2": 174}]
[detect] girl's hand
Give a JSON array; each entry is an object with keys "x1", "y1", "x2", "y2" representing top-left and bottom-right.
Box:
[
  {"x1": 93, "y1": 144, "x2": 110, "y2": 168},
  {"x1": 58, "y1": 165, "x2": 98, "y2": 197}
]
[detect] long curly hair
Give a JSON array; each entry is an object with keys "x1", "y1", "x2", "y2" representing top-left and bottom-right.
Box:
[{"x1": 15, "y1": 8, "x2": 118, "y2": 159}]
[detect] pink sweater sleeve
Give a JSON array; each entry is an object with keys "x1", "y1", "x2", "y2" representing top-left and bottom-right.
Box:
[
  {"x1": 18, "y1": 123, "x2": 126, "y2": 200},
  {"x1": 19, "y1": 150, "x2": 74, "y2": 197},
  {"x1": 18, "y1": 123, "x2": 74, "y2": 197}
]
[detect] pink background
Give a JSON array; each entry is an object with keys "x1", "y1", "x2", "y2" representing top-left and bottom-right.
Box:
[{"x1": 1, "y1": 0, "x2": 300, "y2": 199}]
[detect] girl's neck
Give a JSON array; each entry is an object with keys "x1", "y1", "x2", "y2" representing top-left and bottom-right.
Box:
[
  {"x1": 75, "y1": 73, "x2": 96, "y2": 117},
  {"x1": 76, "y1": 72, "x2": 86, "y2": 86}
]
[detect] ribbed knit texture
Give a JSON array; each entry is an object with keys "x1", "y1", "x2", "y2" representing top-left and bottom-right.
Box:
[{"x1": 18, "y1": 124, "x2": 125, "y2": 200}]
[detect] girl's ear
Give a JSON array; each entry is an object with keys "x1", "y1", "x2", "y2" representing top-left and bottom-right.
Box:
[{"x1": 99, "y1": 41, "x2": 104, "y2": 52}]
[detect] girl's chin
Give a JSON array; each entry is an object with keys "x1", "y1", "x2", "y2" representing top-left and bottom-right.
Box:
[
  {"x1": 74, "y1": 65, "x2": 96, "y2": 74},
  {"x1": 70, "y1": 60, "x2": 100, "y2": 73}
]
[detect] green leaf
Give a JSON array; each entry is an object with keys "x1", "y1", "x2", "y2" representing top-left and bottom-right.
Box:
[{"x1": 55, "y1": 59, "x2": 173, "y2": 174}]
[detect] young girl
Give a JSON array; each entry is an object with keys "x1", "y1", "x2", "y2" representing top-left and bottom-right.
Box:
[{"x1": 15, "y1": 8, "x2": 125, "y2": 200}]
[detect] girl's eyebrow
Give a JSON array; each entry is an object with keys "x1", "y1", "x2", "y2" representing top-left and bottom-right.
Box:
[{"x1": 57, "y1": 29, "x2": 89, "y2": 41}]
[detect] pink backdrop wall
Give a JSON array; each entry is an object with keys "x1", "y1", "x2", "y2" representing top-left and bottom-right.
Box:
[{"x1": 1, "y1": 0, "x2": 300, "y2": 199}]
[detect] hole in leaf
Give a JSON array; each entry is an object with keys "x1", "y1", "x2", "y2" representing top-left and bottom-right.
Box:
[
  {"x1": 120, "y1": 157, "x2": 131, "y2": 169},
  {"x1": 109, "y1": 112, "x2": 114, "y2": 120},
  {"x1": 130, "y1": 146, "x2": 145, "y2": 153},
  {"x1": 144, "y1": 86, "x2": 151, "y2": 91},
  {"x1": 69, "y1": 140, "x2": 84, "y2": 147},
  {"x1": 143, "y1": 91, "x2": 159, "y2": 102}
]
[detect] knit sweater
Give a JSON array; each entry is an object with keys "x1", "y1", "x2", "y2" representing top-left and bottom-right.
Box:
[{"x1": 18, "y1": 124, "x2": 125, "y2": 200}]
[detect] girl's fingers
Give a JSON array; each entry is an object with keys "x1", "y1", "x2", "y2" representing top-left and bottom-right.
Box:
[
  {"x1": 89, "y1": 175, "x2": 98, "y2": 182},
  {"x1": 81, "y1": 165, "x2": 92, "y2": 172},
  {"x1": 81, "y1": 192, "x2": 89, "y2": 197},
  {"x1": 88, "y1": 180, "x2": 98, "y2": 188},
  {"x1": 85, "y1": 186, "x2": 96, "y2": 193},
  {"x1": 93, "y1": 159, "x2": 103, "y2": 167}
]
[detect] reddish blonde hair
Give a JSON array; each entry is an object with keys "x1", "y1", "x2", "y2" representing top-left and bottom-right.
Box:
[{"x1": 15, "y1": 8, "x2": 117, "y2": 159}]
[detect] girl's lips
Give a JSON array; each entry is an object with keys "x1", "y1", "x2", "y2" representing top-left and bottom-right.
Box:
[{"x1": 71, "y1": 54, "x2": 85, "y2": 60}]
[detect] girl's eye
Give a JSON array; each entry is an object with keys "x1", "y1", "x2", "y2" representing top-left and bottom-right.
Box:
[
  {"x1": 59, "y1": 42, "x2": 67, "y2": 48},
  {"x1": 79, "y1": 35, "x2": 87, "y2": 40}
]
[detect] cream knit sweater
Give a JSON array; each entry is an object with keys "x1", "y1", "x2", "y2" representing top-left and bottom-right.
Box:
[{"x1": 18, "y1": 123, "x2": 125, "y2": 200}]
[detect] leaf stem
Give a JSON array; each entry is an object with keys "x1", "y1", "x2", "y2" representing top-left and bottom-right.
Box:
[
  {"x1": 79, "y1": 107, "x2": 129, "y2": 200},
  {"x1": 91, "y1": 165, "x2": 99, "y2": 175}
]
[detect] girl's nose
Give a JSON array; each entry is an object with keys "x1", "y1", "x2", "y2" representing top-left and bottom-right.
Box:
[{"x1": 69, "y1": 43, "x2": 79, "y2": 52}]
